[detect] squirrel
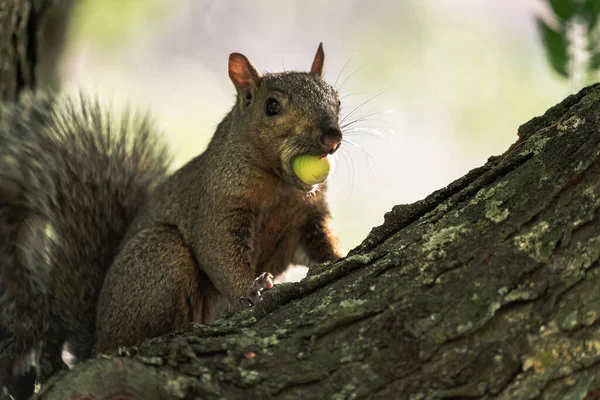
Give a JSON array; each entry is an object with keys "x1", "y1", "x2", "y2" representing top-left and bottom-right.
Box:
[{"x1": 0, "y1": 43, "x2": 344, "y2": 399}]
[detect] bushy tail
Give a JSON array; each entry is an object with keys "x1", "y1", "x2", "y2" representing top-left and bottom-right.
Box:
[{"x1": 0, "y1": 92, "x2": 170, "y2": 398}]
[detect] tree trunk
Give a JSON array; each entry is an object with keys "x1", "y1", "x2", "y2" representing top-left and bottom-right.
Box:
[
  {"x1": 30, "y1": 84, "x2": 600, "y2": 399},
  {"x1": 0, "y1": 0, "x2": 70, "y2": 101},
  {"x1": 4, "y1": 1, "x2": 600, "y2": 399}
]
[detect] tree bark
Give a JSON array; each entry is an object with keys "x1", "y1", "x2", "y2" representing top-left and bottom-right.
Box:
[
  {"x1": 30, "y1": 84, "x2": 600, "y2": 399},
  {"x1": 0, "y1": 0, "x2": 70, "y2": 101}
]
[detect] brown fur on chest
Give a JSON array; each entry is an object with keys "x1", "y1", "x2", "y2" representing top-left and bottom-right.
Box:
[
  {"x1": 254, "y1": 202, "x2": 307, "y2": 273},
  {"x1": 247, "y1": 176, "x2": 313, "y2": 276}
]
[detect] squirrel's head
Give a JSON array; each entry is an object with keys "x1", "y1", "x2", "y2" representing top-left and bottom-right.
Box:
[{"x1": 228, "y1": 43, "x2": 342, "y2": 190}]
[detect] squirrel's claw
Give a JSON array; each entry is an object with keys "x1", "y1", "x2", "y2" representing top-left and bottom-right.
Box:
[
  {"x1": 254, "y1": 272, "x2": 274, "y2": 292},
  {"x1": 240, "y1": 272, "x2": 274, "y2": 307}
]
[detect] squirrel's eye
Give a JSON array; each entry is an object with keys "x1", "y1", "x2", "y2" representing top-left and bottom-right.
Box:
[
  {"x1": 266, "y1": 98, "x2": 281, "y2": 116},
  {"x1": 338, "y1": 100, "x2": 341, "y2": 108}
]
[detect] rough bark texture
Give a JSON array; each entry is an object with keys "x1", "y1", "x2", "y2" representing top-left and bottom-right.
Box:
[
  {"x1": 29, "y1": 84, "x2": 600, "y2": 399},
  {"x1": 0, "y1": 0, "x2": 70, "y2": 101}
]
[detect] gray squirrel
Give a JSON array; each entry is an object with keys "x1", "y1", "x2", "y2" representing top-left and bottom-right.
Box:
[{"x1": 0, "y1": 44, "x2": 343, "y2": 399}]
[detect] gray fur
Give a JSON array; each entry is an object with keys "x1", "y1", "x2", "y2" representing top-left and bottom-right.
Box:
[{"x1": 0, "y1": 92, "x2": 170, "y2": 398}]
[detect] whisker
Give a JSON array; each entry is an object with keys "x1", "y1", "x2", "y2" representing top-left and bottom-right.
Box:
[
  {"x1": 337, "y1": 65, "x2": 365, "y2": 92},
  {"x1": 363, "y1": 151, "x2": 377, "y2": 176},
  {"x1": 343, "y1": 133, "x2": 390, "y2": 147},
  {"x1": 341, "y1": 108, "x2": 395, "y2": 125},
  {"x1": 339, "y1": 92, "x2": 368, "y2": 100},
  {"x1": 344, "y1": 127, "x2": 385, "y2": 137},
  {"x1": 341, "y1": 111, "x2": 385, "y2": 129},
  {"x1": 340, "y1": 88, "x2": 390, "y2": 125},
  {"x1": 343, "y1": 138, "x2": 362, "y2": 148},
  {"x1": 347, "y1": 142, "x2": 378, "y2": 177},
  {"x1": 345, "y1": 127, "x2": 395, "y2": 139},
  {"x1": 334, "y1": 55, "x2": 355, "y2": 88},
  {"x1": 338, "y1": 146, "x2": 355, "y2": 200},
  {"x1": 345, "y1": 109, "x2": 381, "y2": 120},
  {"x1": 342, "y1": 119, "x2": 393, "y2": 131},
  {"x1": 290, "y1": 141, "x2": 305, "y2": 158},
  {"x1": 285, "y1": 139, "x2": 305, "y2": 163}
]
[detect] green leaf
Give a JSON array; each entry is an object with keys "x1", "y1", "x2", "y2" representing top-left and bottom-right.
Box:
[
  {"x1": 548, "y1": 0, "x2": 577, "y2": 20},
  {"x1": 537, "y1": 18, "x2": 570, "y2": 78},
  {"x1": 584, "y1": 0, "x2": 600, "y2": 28},
  {"x1": 589, "y1": 52, "x2": 600, "y2": 71}
]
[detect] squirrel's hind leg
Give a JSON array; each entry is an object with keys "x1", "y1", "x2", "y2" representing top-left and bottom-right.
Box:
[{"x1": 94, "y1": 225, "x2": 202, "y2": 354}]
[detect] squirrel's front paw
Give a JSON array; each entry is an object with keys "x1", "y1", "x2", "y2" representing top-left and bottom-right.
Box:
[{"x1": 239, "y1": 272, "x2": 274, "y2": 307}]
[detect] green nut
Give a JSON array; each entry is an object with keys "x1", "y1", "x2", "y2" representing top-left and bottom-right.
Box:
[{"x1": 291, "y1": 155, "x2": 331, "y2": 185}]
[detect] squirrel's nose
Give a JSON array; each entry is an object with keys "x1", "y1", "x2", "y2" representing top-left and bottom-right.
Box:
[{"x1": 319, "y1": 127, "x2": 342, "y2": 154}]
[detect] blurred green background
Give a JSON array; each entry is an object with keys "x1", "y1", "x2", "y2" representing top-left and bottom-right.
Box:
[{"x1": 58, "y1": 0, "x2": 588, "y2": 279}]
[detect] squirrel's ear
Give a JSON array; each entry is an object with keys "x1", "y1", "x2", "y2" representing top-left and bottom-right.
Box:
[
  {"x1": 310, "y1": 43, "x2": 325, "y2": 77},
  {"x1": 229, "y1": 53, "x2": 262, "y2": 103}
]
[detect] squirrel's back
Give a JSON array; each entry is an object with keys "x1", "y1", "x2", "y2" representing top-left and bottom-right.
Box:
[{"x1": 0, "y1": 92, "x2": 170, "y2": 397}]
